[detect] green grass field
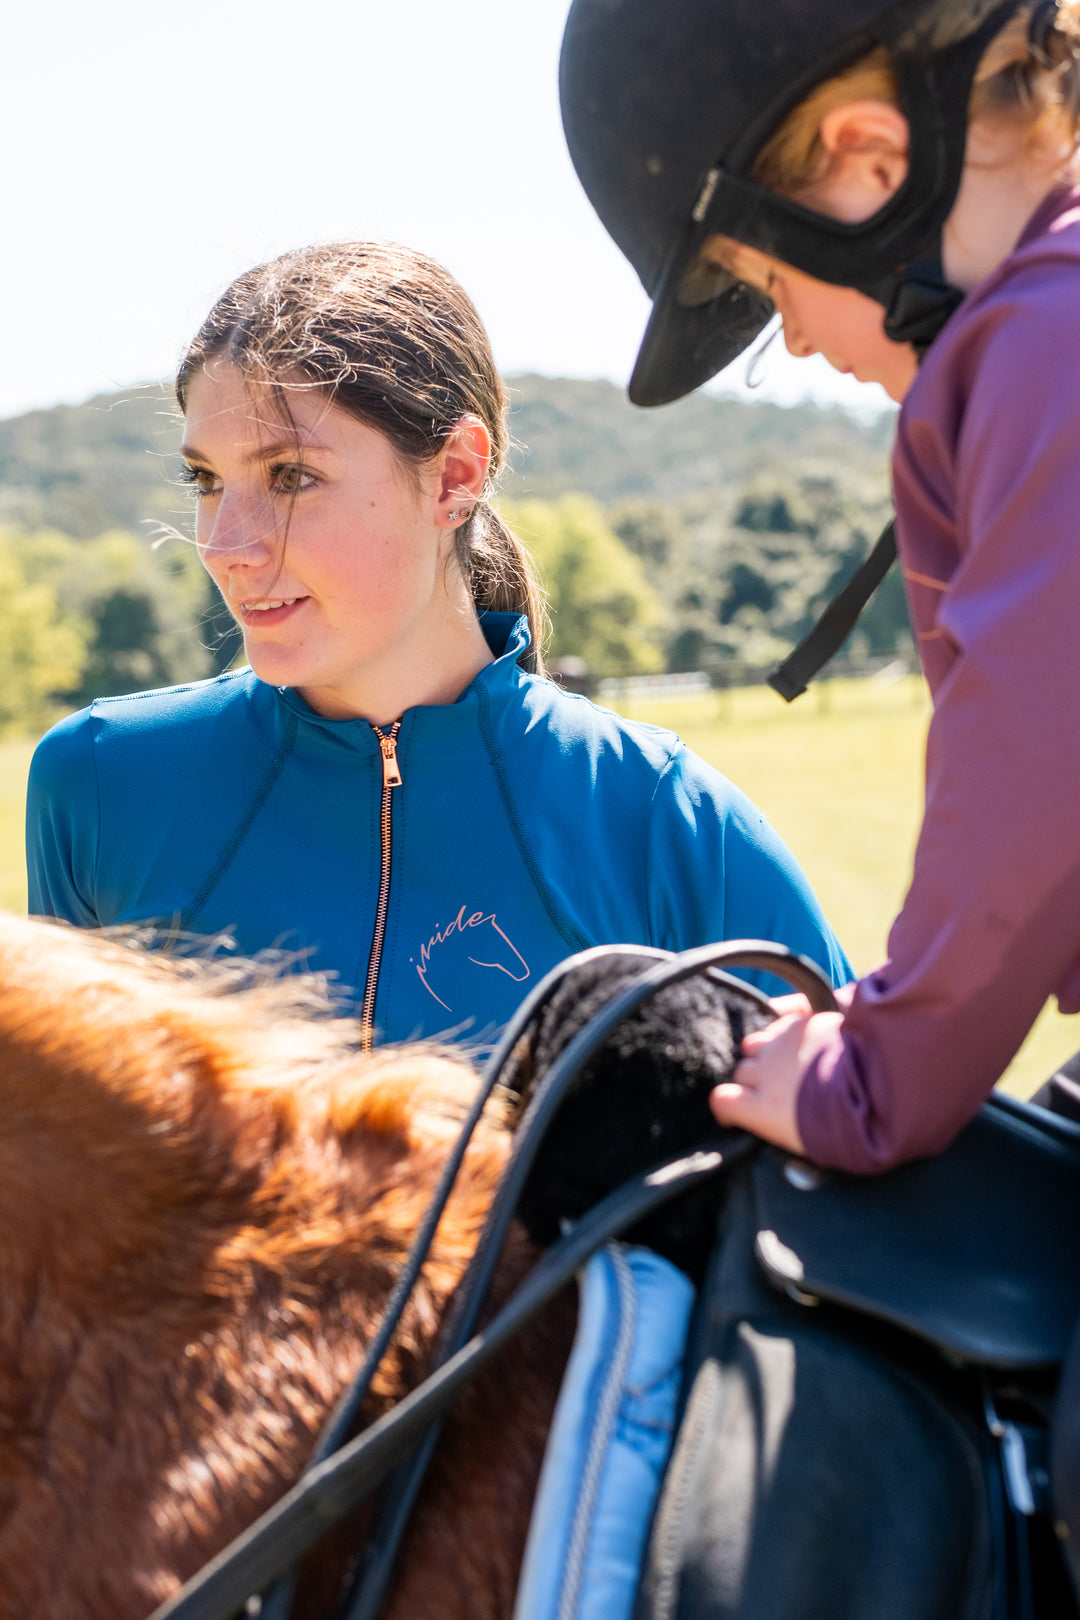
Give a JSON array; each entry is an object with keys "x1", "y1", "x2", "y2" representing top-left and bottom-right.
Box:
[{"x1": 3, "y1": 677, "x2": 1076, "y2": 1095}]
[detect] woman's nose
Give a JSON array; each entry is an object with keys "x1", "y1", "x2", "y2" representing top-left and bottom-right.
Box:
[{"x1": 198, "y1": 492, "x2": 275, "y2": 571}]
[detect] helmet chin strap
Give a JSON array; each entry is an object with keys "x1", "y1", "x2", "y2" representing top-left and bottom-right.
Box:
[
  {"x1": 881, "y1": 0, "x2": 1061, "y2": 355},
  {"x1": 762, "y1": 237, "x2": 961, "y2": 702},
  {"x1": 883, "y1": 258, "x2": 966, "y2": 355},
  {"x1": 832, "y1": 6, "x2": 1067, "y2": 394}
]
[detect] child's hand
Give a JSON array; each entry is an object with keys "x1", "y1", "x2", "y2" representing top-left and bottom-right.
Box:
[{"x1": 709, "y1": 995, "x2": 843, "y2": 1155}]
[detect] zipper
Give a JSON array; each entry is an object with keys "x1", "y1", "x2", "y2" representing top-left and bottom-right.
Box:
[{"x1": 360, "y1": 719, "x2": 402, "y2": 1051}]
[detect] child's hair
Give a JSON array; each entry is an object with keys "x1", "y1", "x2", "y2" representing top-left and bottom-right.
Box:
[
  {"x1": 176, "y1": 241, "x2": 547, "y2": 672},
  {"x1": 751, "y1": 0, "x2": 1080, "y2": 198}
]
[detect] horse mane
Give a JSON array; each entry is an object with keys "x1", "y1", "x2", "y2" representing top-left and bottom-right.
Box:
[{"x1": 0, "y1": 914, "x2": 565, "y2": 1620}]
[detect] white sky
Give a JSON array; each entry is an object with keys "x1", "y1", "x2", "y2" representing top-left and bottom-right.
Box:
[{"x1": 0, "y1": 0, "x2": 891, "y2": 421}]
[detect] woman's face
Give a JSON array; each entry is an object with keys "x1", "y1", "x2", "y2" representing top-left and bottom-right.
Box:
[
  {"x1": 703, "y1": 237, "x2": 918, "y2": 403},
  {"x1": 182, "y1": 362, "x2": 476, "y2": 720}
]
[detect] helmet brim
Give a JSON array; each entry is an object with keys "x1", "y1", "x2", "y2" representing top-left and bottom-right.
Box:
[{"x1": 628, "y1": 236, "x2": 775, "y2": 407}]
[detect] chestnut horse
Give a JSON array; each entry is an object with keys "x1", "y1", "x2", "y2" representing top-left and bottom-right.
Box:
[{"x1": 0, "y1": 912, "x2": 574, "y2": 1620}]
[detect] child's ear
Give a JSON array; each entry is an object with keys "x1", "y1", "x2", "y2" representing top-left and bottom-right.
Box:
[{"x1": 816, "y1": 100, "x2": 910, "y2": 209}]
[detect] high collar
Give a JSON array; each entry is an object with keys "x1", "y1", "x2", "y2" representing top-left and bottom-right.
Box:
[
  {"x1": 269, "y1": 611, "x2": 533, "y2": 746},
  {"x1": 1016, "y1": 182, "x2": 1080, "y2": 251}
]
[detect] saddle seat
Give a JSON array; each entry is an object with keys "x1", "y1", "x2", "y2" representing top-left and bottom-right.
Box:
[{"x1": 752, "y1": 1091, "x2": 1080, "y2": 1370}]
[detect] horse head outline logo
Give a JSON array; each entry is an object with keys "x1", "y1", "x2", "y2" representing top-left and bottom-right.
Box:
[{"x1": 411, "y1": 905, "x2": 530, "y2": 1014}]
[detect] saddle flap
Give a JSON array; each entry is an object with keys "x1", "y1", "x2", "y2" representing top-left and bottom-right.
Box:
[{"x1": 751, "y1": 1095, "x2": 1080, "y2": 1369}]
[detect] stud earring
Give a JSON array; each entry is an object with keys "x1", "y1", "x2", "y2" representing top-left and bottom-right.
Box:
[{"x1": 448, "y1": 509, "x2": 459, "y2": 523}]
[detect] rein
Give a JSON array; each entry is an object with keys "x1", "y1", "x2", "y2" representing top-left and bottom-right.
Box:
[{"x1": 151, "y1": 940, "x2": 838, "y2": 1620}]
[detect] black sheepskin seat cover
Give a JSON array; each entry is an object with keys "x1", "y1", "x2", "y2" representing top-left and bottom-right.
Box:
[{"x1": 507, "y1": 953, "x2": 773, "y2": 1281}]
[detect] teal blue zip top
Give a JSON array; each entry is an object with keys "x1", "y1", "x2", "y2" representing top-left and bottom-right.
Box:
[{"x1": 27, "y1": 614, "x2": 850, "y2": 1047}]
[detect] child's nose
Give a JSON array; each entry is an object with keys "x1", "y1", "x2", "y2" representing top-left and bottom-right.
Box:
[{"x1": 780, "y1": 317, "x2": 816, "y2": 360}]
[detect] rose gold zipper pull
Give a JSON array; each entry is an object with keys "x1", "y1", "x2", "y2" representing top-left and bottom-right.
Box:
[{"x1": 376, "y1": 725, "x2": 402, "y2": 788}]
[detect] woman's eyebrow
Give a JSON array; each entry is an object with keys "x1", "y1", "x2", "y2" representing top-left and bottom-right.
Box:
[{"x1": 179, "y1": 435, "x2": 334, "y2": 465}]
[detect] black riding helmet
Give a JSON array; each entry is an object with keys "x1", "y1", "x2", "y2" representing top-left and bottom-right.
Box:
[{"x1": 560, "y1": 0, "x2": 1027, "y2": 405}]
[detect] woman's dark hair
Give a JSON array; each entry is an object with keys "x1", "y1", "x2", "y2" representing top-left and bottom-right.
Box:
[{"x1": 176, "y1": 241, "x2": 546, "y2": 670}]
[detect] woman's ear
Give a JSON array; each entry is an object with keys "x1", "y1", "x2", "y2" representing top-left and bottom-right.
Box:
[
  {"x1": 436, "y1": 414, "x2": 492, "y2": 529},
  {"x1": 808, "y1": 100, "x2": 910, "y2": 219}
]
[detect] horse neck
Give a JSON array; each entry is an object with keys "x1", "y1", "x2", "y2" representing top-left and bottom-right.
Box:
[{"x1": 0, "y1": 1022, "x2": 514, "y2": 1616}]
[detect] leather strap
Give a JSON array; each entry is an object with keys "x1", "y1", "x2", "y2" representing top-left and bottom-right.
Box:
[{"x1": 767, "y1": 520, "x2": 897, "y2": 703}]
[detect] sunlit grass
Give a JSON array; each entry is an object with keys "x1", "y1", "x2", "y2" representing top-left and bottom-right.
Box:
[{"x1": 4, "y1": 676, "x2": 1076, "y2": 1097}]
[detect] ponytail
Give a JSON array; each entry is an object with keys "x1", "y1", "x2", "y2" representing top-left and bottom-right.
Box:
[{"x1": 454, "y1": 501, "x2": 549, "y2": 674}]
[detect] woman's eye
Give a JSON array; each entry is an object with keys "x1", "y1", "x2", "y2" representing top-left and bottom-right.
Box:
[
  {"x1": 272, "y1": 464, "x2": 316, "y2": 495},
  {"x1": 179, "y1": 464, "x2": 221, "y2": 498}
]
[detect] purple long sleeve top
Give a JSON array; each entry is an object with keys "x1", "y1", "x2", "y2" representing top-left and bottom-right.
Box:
[{"x1": 796, "y1": 185, "x2": 1080, "y2": 1174}]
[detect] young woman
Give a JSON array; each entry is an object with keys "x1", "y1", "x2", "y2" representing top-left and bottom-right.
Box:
[
  {"x1": 561, "y1": 0, "x2": 1080, "y2": 1166},
  {"x1": 26, "y1": 241, "x2": 849, "y2": 1049}
]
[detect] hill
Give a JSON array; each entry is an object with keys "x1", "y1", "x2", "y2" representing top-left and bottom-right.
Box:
[
  {"x1": 0, "y1": 375, "x2": 894, "y2": 536},
  {"x1": 502, "y1": 374, "x2": 893, "y2": 503},
  {"x1": 0, "y1": 388, "x2": 183, "y2": 539}
]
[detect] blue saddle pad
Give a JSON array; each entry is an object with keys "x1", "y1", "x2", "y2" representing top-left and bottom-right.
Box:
[{"x1": 513, "y1": 1244, "x2": 695, "y2": 1620}]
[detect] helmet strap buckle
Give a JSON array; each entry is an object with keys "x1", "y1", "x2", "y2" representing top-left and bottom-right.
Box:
[{"x1": 883, "y1": 261, "x2": 966, "y2": 355}]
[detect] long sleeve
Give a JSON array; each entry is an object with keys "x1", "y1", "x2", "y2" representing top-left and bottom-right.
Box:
[{"x1": 797, "y1": 234, "x2": 1080, "y2": 1173}]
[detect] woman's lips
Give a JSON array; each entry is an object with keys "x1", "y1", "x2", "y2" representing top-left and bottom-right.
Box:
[{"x1": 238, "y1": 596, "x2": 307, "y2": 627}]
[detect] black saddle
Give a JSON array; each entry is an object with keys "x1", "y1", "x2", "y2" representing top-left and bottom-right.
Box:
[{"x1": 751, "y1": 1091, "x2": 1080, "y2": 1370}]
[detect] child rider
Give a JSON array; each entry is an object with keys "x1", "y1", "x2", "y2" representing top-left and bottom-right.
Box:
[{"x1": 561, "y1": 0, "x2": 1080, "y2": 1173}]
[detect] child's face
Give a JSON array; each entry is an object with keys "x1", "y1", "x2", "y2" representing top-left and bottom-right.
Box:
[
  {"x1": 701, "y1": 236, "x2": 918, "y2": 403},
  {"x1": 700, "y1": 93, "x2": 1063, "y2": 403}
]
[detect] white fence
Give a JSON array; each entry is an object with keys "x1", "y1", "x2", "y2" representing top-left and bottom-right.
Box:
[
  {"x1": 597, "y1": 671, "x2": 712, "y2": 700},
  {"x1": 596, "y1": 655, "x2": 913, "y2": 701}
]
